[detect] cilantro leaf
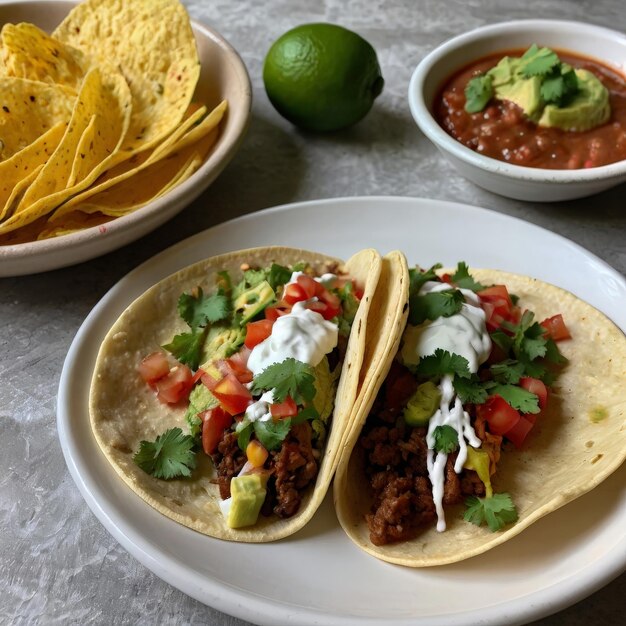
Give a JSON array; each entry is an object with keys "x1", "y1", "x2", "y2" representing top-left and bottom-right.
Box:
[
  {"x1": 520, "y1": 45, "x2": 559, "y2": 77},
  {"x1": 162, "y1": 328, "x2": 206, "y2": 369},
  {"x1": 453, "y1": 374, "x2": 490, "y2": 404},
  {"x1": 409, "y1": 264, "x2": 442, "y2": 296},
  {"x1": 522, "y1": 334, "x2": 548, "y2": 361},
  {"x1": 409, "y1": 289, "x2": 464, "y2": 325},
  {"x1": 504, "y1": 311, "x2": 548, "y2": 362},
  {"x1": 519, "y1": 355, "x2": 548, "y2": 381},
  {"x1": 544, "y1": 338, "x2": 568, "y2": 365},
  {"x1": 133, "y1": 428, "x2": 197, "y2": 479},
  {"x1": 433, "y1": 425, "x2": 459, "y2": 454},
  {"x1": 451, "y1": 262, "x2": 484, "y2": 292},
  {"x1": 560, "y1": 67, "x2": 579, "y2": 101},
  {"x1": 465, "y1": 74, "x2": 494, "y2": 113},
  {"x1": 254, "y1": 418, "x2": 292, "y2": 451},
  {"x1": 490, "y1": 359, "x2": 525, "y2": 384},
  {"x1": 268, "y1": 263, "x2": 293, "y2": 290},
  {"x1": 292, "y1": 405, "x2": 320, "y2": 425},
  {"x1": 236, "y1": 421, "x2": 253, "y2": 451},
  {"x1": 415, "y1": 349, "x2": 471, "y2": 379},
  {"x1": 490, "y1": 384, "x2": 540, "y2": 414},
  {"x1": 243, "y1": 268, "x2": 268, "y2": 288},
  {"x1": 540, "y1": 73, "x2": 565, "y2": 104},
  {"x1": 464, "y1": 493, "x2": 518, "y2": 532},
  {"x1": 251, "y1": 358, "x2": 317, "y2": 404},
  {"x1": 490, "y1": 329, "x2": 513, "y2": 355},
  {"x1": 178, "y1": 288, "x2": 230, "y2": 329}
]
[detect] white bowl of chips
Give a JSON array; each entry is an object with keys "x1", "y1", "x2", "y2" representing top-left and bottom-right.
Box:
[{"x1": 0, "y1": 0, "x2": 252, "y2": 276}]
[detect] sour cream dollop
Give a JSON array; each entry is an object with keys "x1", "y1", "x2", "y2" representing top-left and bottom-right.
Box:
[
  {"x1": 401, "y1": 282, "x2": 491, "y2": 372},
  {"x1": 400, "y1": 280, "x2": 491, "y2": 532},
  {"x1": 246, "y1": 301, "x2": 338, "y2": 376}
]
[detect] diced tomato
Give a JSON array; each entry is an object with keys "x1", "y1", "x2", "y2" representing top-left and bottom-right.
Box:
[
  {"x1": 478, "y1": 285, "x2": 513, "y2": 307},
  {"x1": 440, "y1": 273, "x2": 452, "y2": 284},
  {"x1": 216, "y1": 358, "x2": 253, "y2": 384},
  {"x1": 201, "y1": 406, "x2": 233, "y2": 455},
  {"x1": 154, "y1": 364, "x2": 193, "y2": 404},
  {"x1": 478, "y1": 285, "x2": 517, "y2": 331},
  {"x1": 306, "y1": 299, "x2": 340, "y2": 320},
  {"x1": 265, "y1": 301, "x2": 291, "y2": 320},
  {"x1": 315, "y1": 281, "x2": 341, "y2": 309},
  {"x1": 284, "y1": 283, "x2": 307, "y2": 304},
  {"x1": 224, "y1": 348, "x2": 253, "y2": 383},
  {"x1": 519, "y1": 377, "x2": 548, "y2": 410},
  {"x1": 201, "y1": 371, "x2": 219, "y2": 391},
  {"x1": 245, "y1": 319, "x2": 274, "y2": 349},
  {"x1": 504, "y1": 415, "x2": 535, "y2": 448},
  {"x1": 270, "y1": 396, "x2": 298, "y2": 418},
  {"x1": 138, "y1": 351, "x2": 170, "y2": 384},
  {"x1": 296, "y1": 274, "x2": 318, "y2": 299},
  {"x1": 541, "y1": 314, "x2": 571, "y2": 341},
  {"x1": 246, "y1": 440, "x2": 269, "y2": 467},
  {"x1": 476, "y1": 395, "x2": 521, "y2": 436},
  {"x1": 191, "y1": 368, "x2": 205, "y2": 386},
  {"x1": 211, "y1": 373, "x2": 253, "y2": 415}
]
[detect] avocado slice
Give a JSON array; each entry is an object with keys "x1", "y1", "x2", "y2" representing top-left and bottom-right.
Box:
[
  {"x1": 489, "y1": 55, "x2": 610, "y2": 131},
  {"x1": 233, "y1": 280, "x2": 275, "y2": 325},
  {"x1": 219, "y1": 474, "x2": 268, "y2": 528},
  {"x1": 403, "y1": 381, "x2": 441, "y2": 426},
  {"x1": 539, "y1": 69, "x2": 610, "y2": 131},
  {"x1": 199, "y1": 324, "x2": 245, "y2": 369},
  {"x1": 184, "y1": 384, "x2": 219, "y2": 437}
]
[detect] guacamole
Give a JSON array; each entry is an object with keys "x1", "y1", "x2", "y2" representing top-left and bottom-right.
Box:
[{"x1": 465, "y1": 45, "x2": 610, "y2": 132}]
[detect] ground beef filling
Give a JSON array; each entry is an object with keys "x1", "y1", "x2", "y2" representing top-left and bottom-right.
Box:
[
  {"x1": 211, "y1": 421, "x2": 319, "y2": 520},
  {"x1": 360, "y1": 363, "x2": 486, "y2": 546}
]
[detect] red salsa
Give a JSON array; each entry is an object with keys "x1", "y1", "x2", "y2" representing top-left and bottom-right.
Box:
[{"x1": 434, "y1": 50, "x2": 626, "y2": 169}]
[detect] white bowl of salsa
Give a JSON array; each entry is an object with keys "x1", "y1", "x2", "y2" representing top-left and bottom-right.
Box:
[{"x1": 408, "y1": 20, "x2": 626, "y2": 201}]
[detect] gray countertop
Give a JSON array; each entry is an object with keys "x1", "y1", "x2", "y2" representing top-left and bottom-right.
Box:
[{"x1": 2, "y1": 0, "x2": 625, "y2": 624}]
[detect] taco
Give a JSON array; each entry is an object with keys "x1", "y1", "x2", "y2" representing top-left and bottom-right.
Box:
[
  {"x1": 334, "y1": 259, "x2": 626, "y2": 566},
  {"x1": 90, "y1": 246, "x2": 381, "y2": 542}
]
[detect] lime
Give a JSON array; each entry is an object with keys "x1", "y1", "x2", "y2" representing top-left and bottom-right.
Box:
[{"x1": 263, "y1": 23, "x2": 384, "y2": 132}]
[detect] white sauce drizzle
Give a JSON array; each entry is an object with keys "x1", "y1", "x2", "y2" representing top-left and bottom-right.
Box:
[
  {"x1": 400, "y1": 280, "x2": 491, "y2": 532},
  {"x1": 247, "y1": 301, "x2": 338, "y2": 376},
  {"x1": 286, "y1": 271, "x2": 337, "y2": 287},
  {"x1": 243, "y1": 389, "x2": 275, "y2": 423}
]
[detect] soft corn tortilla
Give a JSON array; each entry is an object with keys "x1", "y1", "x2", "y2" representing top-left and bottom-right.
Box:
[
  {"x1": 90, "y1": 246, "x2": 381, "y2": 542},
  {"x1": 334, "y1": 266, "x2": 626, "y2": 566}
]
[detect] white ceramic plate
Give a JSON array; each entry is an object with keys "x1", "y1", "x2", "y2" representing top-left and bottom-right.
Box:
[
  {"x1": 58, "y1": 197, "x2": 626, "y2": 626},
  {"x1": 0, "y1": 1, "x2": 251, "y2": 277}
]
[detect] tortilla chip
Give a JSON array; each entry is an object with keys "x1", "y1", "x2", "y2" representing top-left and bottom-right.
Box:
[
  {"x1": 89, "y1": 247, "x2": 381, "y2": 542},
  {"x1": 54, "y1": 0, "x2": 200, "y2": 153},
  {"x1": 0, "y1": 66, "x2": 132, "y2": 235},
  {"x1": 50, "y1": 101, "x2": 226, "y2": 221},
  {"x1": 0, "y1": 122, "x2": 66, "y2": 220},
  {"x1": 0, "y1": 77, "x2": 75, "y2": 159},
  {"x1": 334, "y1": 267, "x2": 626, "y2": 566},
  {"x1": 68, "y1": 128, "x2": 218, "y2": 218},
  {"x1": 0, "y1": 22, "x2": 88, "y2": 91},
  {"x1": 0, "y1": 164, "x2": 43, "y2": 223}
]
